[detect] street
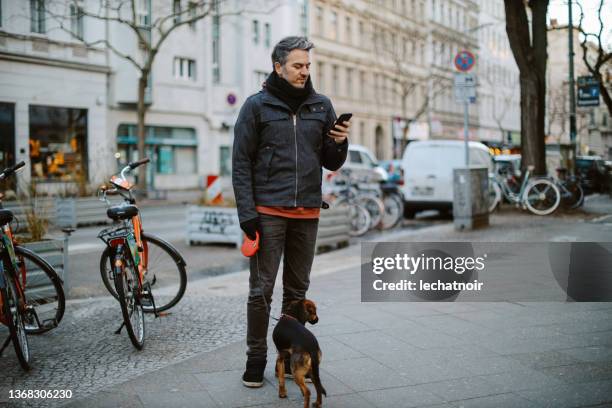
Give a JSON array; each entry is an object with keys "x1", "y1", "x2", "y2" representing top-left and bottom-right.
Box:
[{"x1": 1, "y1": 204, "x2": 611, "y2": 407}]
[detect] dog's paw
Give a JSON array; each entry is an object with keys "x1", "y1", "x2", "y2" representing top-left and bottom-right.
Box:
[
  {"x1": 312, "y1": 402, "x2": 321, "y2": 408},
  {"x1": 278, "y1": 391, "x2": 287, "y2": 399}
]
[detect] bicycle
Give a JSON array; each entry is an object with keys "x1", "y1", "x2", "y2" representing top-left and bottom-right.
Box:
[
  {"x1": 97, "y1": 158, "x2": 187, "y2": 349},
  {"x1": 555, "y1": 168, "x2": 584, "y2": 209},
  {"x1": 0, "y1": 161, "x2": 66, "y2": 370},
  {"x1": 488, "y1": 165, "x2": 561, "y2": 215},
  {"x1": 380, "y1": 181, "x2": 404, "y2": 230}
]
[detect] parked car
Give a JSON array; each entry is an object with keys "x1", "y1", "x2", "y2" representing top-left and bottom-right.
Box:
[
  {"x1": 322, "y1": 144, "x2": 387, "y2": 194},
  {"x1": 379, "y1": 159, "x2": 403, "y2": 186},
  {"x1": 575, "y1": 156, "x2": 610, "y2": 194},
  {"x1": 400, "y1": 140, "x2": 493, "y2": 218}
]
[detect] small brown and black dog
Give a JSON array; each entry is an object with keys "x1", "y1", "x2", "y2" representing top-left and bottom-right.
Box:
[{"x1": 272, "y1": 299, "x2": 326, "y2": 408}]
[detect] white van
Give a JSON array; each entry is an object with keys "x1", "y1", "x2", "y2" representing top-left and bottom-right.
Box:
[{"x1": 401, "y1": 140, "x2": 493, "y2": 217}]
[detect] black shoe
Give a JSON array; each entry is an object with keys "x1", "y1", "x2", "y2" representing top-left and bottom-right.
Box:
[
  {"x1": 242, "y1": 360, "x2": 266, "y2": 388},
  {"x1": 283, "y1": 359, "x2": 312, "y2": 383}
]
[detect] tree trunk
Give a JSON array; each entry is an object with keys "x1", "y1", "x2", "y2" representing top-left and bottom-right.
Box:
[
  {"x1": 504, "y1": 0, "x2": 549, "y2": 176},
  {"x1": 137, "y1": 74, "x2": 148, "y2": 194}
]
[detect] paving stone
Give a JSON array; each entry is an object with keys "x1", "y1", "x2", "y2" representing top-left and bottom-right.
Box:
[{"x1": 359, "y1": 384, "x2": 445, "y2": 408}]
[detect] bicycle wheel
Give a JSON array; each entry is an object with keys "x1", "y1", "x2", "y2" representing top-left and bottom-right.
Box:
[
  {"x1": 562, "y1": 181, "x2": 584, "y2": 209},
  {"x1": 358, "y1": 195, "x2": 385, "y2": 229},
  {"x1": 488, "y1": 179, "x2": 502, "y2": 213},
  {"x1": 100, "y1": 233, "x2": 187, "y2": 313},
  {"x1": 336, "y1": 201, "x2": 370, "y2": 237},
  {"x1": 381, "y1": 193, "x2": 403, "y2": 229},
  {"x1": 15, "y1": 246, "x2": 65, "y2": 334},
  {"x1": 1, "y1": 273, "x2": 31, "y2": 370},
  {"x1": 523, "y1": 179, "x2": 561, "y2": 215},
  {"x1": 114, "y1": 253, "x2": 145, "y2": 350}
]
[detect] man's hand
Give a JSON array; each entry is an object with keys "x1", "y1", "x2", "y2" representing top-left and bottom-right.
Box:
[
  {"x1": 328, "y1": 120, "x2": 351, "y2": 144},
  {"x1": 240, "y1": 217, "x2": 260, "y2": 240}
]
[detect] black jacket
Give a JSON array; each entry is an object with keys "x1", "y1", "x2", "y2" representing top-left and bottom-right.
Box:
[{"x1": 232, "y1": 88, "x2": 348, "y2": 224}]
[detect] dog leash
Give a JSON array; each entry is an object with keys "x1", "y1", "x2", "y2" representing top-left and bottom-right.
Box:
[{"x1": 254, "y1": 250, "x2": 280, "y2": 322}]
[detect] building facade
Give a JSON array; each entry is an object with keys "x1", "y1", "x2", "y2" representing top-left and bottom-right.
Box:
[
  {"x1": 547, "y1": 25, "x2": 611, "y2": 158},
  {"x1": 0, "y1": 0, "x2": 114, "y2": 191},
  {"x1": 475, "y1": 0, "x2": 520, "y2": 146}
]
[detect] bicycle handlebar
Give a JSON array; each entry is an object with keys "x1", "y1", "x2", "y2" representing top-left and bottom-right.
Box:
[
  {"x1": 129, "y1": 158, "x2": 150, "y2": 170},
  {"x1": 0, "y1": 161, "x2": 26, "y2": 180}
]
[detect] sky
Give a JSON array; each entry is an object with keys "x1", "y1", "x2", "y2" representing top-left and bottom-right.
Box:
[{"x1": 547, "y1": 0, "x2": 611, "y2": 47}]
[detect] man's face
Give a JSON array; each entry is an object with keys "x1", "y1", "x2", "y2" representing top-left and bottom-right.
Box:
[{"x1": 275, "y1": 49, "x2": 311, "y2": 88}]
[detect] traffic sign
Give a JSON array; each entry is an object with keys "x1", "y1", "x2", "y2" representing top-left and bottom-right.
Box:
[
  {"x1": 454, "y1": 50, "x2": 476, "y2": 72},
  {"x1": 577, "y1": 76, "x2": 600, "y2": 107},
  {"x1": 454, "y1": 73, "x2": 476, "y2": 104}
]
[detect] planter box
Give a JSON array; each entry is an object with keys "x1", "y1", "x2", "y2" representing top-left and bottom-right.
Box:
[
  {"x1": 55, "y1": 196, "x2": 120, "y2": 228},
  {"x1": 20, "y1": 238, "x2": 65, "y2": 297},
  {"x1": 316, "y1": 205, "x2": 351, "y2": 253},
  {"x1": 186, "y1": 206, "x2": 242, "y2": 247},
  {"x1": 3, "y1": 197, "x2": 55, "y2": 233}
]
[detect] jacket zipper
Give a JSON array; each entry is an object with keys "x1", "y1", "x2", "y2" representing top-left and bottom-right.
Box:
[{"x1": 293, "y1": 114, "x2": 298, "y2": 206}]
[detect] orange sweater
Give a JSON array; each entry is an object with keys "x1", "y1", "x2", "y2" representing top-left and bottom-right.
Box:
[{"x1": 255, "y1": 205, "x2": 320, "y2": 219}]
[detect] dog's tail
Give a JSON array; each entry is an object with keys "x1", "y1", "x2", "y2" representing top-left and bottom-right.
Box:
[{"x1": 310, "y1": 350, "x2": 327, "y2": 397}]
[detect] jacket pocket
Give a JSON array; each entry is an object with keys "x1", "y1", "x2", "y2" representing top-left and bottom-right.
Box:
[
  {"x1": 260, "y1": 110, "x2": 291, "y2": 146},
  {"x1": 260, "y1": 145, "x2": 275, "y2": 183}
]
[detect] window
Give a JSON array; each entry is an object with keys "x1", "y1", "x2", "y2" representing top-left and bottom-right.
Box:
[
  {"x1": 29, "y1": 105, "x2": 87, "y2": 182},
  {"x1": 188, "y1": 1, "x2": 197, "y2": 29},
  {"x1": 358, "y1": 20, "x2": 364, "y2": 46},
  {"x1": 219, "y1": 146, "x2": 231, "y2": 176},
  {"x1": 70, "y1": 4, "x2": 84, "y2": 38},
  {"x1": 173, "y1": 0, "x2": 181, "y2": 23},
  {"x1": 317, "y1": 62, "x2": 324, "y2": 92},
  {"x1": 212, "y1": 1, "x2": 220, "y2": 83},
  {"x1": 30, "y1": 0, "x2": 45, "y2": 34},
  {"x1": 135, "y1": 0, "x2": 151, "y2": 27},
  {"x1": 252, "y1": 20, "x2": 259, "y2": 44},
  {"x1": 299, "y1": 0, "x2": 308, "y2": 36},
  {"x1": 360, "y1": 71, "x2": 366, "y2": 99},
  {"x1": 345, "y1": 16, "x2": 351, "y2": 44},
  {"x1": 315, "y1": 6, "x2": 323, "y2": 35},
  {"x1": 264, "y1": 23, "x2": 271, "y2": 48},
  {"x1": 349, "y1": 150, "x2": 362, "y2": 164},
  {"x1": 332, "y1": 65, "x2": 339, "y2": 95},
  {"x1": 330, "y1": 11, "x2": 337, "y2": 40},
  {"x1": 253, "y1": 70, "x2": 267, "y2": 89},
  {"x1": 360, "y1": 121, "x2": 365, "y2": 145},
  {"x1": 346, "y1": 68, "x2": 353, "y2": 98},
  {"x1": 117, "y1": 125, "x2": 197, "y2": 176},
  {"x1": 174, "y1": 57, "x2": 196, "y2": 81}
]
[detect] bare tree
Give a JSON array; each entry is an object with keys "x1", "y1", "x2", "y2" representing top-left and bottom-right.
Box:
[
  {"x1": 371, "y1": 21, "x2": 449, "y2": 153},
  {"x1": 480, "y1": 72, "x2": 516, "y2": 142},
  {"x1": 575, "y1": 0, "x2": 612, "y2": 116},
  {"x1": 504, "y1": 0, "x2": 549, "y2": 175},
  {"x1": 46, "y1": 0, "x2": 272, "y2": 192}
]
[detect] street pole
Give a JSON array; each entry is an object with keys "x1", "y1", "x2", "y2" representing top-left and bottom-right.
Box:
[
  {"x1": 568, "y1": 0, "x2": 578, "y2": 159},
  {"x1": 464, "y1": 100, "x2": 470, "y2": 166}
]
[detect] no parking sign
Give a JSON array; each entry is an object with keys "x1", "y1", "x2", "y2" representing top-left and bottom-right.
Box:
[{"x1": 454, "y1": 50, "x2": 475, "y2": 72}]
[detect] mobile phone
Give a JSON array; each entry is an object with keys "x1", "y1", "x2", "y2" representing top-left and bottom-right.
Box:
[{"x1": 334, "y1": 113, "x2": 352, "y2": 128}]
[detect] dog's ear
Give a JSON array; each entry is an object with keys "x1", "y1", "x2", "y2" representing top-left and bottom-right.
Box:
[{"x1": 287, "y1": 299, "x2": 308, "y2": 324}]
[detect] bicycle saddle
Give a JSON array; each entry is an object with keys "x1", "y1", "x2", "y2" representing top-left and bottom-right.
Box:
[
  {"x1": 0, "y1": 209, "x2": 13, "y2": 225},
  {"x1": 107, "y1": 204, "x2": 138, "y2": 220}
]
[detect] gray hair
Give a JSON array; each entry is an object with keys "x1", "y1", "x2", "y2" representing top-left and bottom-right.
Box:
[{"x1": 271, "y1": 36, "x2": 314, "y2": 68}]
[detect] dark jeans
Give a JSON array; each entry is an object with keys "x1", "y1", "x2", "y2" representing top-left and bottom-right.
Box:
[{"x1": 246, "y1": 213, "x2": 319, "y2": 363}]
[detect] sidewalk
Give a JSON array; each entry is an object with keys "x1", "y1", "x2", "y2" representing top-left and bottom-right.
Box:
[{"x1": 63, "y1": 210, "x2": 612, "y2": 408}]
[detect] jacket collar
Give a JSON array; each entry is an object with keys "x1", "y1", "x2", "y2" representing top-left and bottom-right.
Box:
[{"x1": 261, "y1": 88, "x2": 326, "y2": 113}]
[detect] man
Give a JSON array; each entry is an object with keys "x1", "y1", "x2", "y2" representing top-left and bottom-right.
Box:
[{"x1": 232, "y1": 36, "x2": 350, "y2": 387}]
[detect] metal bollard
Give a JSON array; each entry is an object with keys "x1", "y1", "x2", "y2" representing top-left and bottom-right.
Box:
[{"x1": 61, "y1": 227, "x2": 76, "y2": 297}]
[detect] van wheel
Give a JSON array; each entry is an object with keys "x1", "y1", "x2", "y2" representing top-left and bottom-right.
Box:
[{"x1": 403, "y1": 207, "x2": 416, "y2": 219}]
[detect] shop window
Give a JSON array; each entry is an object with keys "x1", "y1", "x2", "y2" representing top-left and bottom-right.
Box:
[
  {"x1": 29, "y1": 105, "x2": 87, "y2": 182},
  {"x1": 117, "y1": 124, "x2": 197, "y2": 177}
]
